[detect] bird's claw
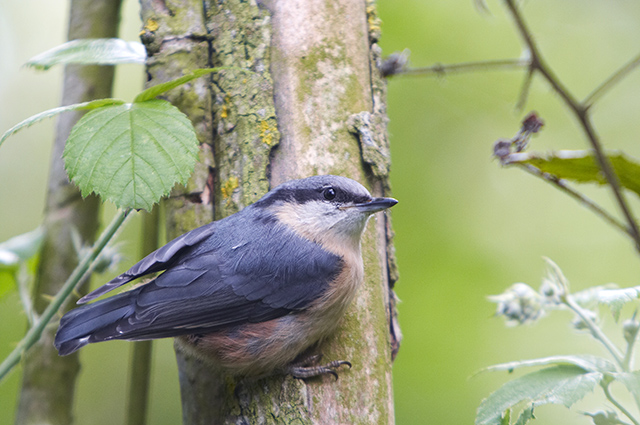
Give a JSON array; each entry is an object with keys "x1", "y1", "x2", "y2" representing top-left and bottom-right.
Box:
[{"x1": 286, "y1": 354, "x2": 352, "y2": 380}]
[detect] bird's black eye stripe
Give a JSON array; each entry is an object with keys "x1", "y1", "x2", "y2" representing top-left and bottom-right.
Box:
[{"x1": 323, "y1": 187, "x2": 336, "y2": 201}]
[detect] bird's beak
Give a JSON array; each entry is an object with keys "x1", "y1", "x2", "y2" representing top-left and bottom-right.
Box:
[{"x1": 350, "y1": 197, "x2": 398, "y2": 213}]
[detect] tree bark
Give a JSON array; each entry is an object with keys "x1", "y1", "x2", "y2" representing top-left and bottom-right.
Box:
[
  {"x1": 140, "y1": 0, "x2": 397, "y2": 423},
  {"x1": 14, "y1": 1, "x2": 122, "y2": 424}
]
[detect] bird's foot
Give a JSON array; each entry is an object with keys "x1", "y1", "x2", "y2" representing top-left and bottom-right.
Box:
[{"x1": 286, "y1": 354, "x2": 351, "y2": 380}]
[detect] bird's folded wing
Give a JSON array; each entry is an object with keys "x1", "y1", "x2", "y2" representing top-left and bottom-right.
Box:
[{"x1": 77, "y1": 223, "x2": 217, "y2": 304}]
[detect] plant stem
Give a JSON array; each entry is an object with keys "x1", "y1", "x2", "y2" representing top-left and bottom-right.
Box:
[
  {"x1": 575, "y1": 112, "x2": 640, "y2": 252},
  {"x1": 563, "y1": 294, "x2": 625, "y2": 369},
  {"x1": 0, "y1": 208, "x2": 131, "y2": 383},
  {"x1": 514, "y1": 163, "x2": 630, "y2": 237},
  {"x1": 584, "y1": 52, "x2": 640, "y2": 107},
  {"x1": 603, "y1": 383, "x2": 640, "y2": 425},
  {"x1": 399, "y1": 58, "x2": 529, "y2": 77}
]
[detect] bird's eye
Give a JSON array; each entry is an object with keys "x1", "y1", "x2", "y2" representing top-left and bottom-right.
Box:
[{"x1": 323, "y1": 187, "x2": 336, "y2": 200}]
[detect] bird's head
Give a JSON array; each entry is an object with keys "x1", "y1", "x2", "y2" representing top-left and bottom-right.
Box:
[{"x1": 255, "y1": 175, "x2": 397, "y2": 251}]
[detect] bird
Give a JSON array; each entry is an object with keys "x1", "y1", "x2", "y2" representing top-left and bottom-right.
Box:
[{"x1": 54, "y1": 175, "x2": 397, "y2": 378}]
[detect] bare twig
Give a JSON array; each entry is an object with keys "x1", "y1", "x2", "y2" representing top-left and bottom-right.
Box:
[
  {"x1": 584, "y1": 52, "x2": 640, "y2": 107},
  {"x1": 514, "y1": 163, "x2": 630, "y2": 238},
  {"x1": 516, "y1": 67, "x2": 534, "y2": 111},
  {"x1": 398, "y1": 58, "x2": 529, "y2": 77},
  {"x1": 503, "y1": 0, "x2": 640, "y2": 254}
]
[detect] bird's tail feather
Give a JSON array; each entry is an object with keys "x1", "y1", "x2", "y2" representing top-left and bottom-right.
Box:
[{"x1": 54, "y1": 288, "x2": 140, "y2": 356}]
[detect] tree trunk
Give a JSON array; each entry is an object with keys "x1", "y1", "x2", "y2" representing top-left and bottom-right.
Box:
[
  {"x1": 140, "y1": 0, "x2": 398, "y2": 423},
  {"x1": 14, "y1": 1, "x2": 122, "y2": 424}
]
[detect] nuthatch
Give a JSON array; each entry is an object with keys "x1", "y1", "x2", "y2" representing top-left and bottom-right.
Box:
[{"x1": 54, "y1": 175, "x2": 397, "y2": 378}]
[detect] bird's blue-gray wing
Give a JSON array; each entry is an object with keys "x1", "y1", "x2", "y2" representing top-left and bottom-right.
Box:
[
  {"x1": 77, "y1": 222, "x2": 218, "y2": 304},
  {"x1": 55, "y1": 219, "x2": 343, "y2": 355}
]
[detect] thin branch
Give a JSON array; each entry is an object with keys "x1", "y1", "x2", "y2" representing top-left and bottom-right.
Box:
[
  {"x1": 603, "y1": 383, "x2": 640, "y2": 425},
  {"x1": 398, "y1": 58, "x2": 529, "y2": 77},
  {"x1": 0, "y1": 209, "x2": 131, "y2": 383},
  {"x1": 584, "y1": 51, "x2": 640, "y2": 107},
  {"x1": 515, "y1": 67, "x2": 534, "y2": 111},
  {"x1": 577, "y1": 113, "x2": 640, "y2": 252},
  {"x1": 503, "y1": 0, "x2": 640, "y2": 254},
  {"x1": 503, "y1": 0, "x2": 581, "y2": 109},
  {"x1": 514, "y1": 163, "x2": 630, "y2": 237}
]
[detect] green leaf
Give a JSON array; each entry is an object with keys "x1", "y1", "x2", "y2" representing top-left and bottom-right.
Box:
[
  {"x1": 25, "y1": 38, "x2": 146, "y2": 70},
  {"x1": 63, "y1": 100, "x2": 199, "y2": 210},
  {"x1": 0, "y1": 228, "x2": 44, "y2": 300},
  {"x1": 478, "y1": 355, "x2": 617, "y2": 376},
  {"x1": 500, "y1": 409, "x2": 511, "y2": 425},
  {"x1": 505, "y1": 150, "x2": 640, "y2": 198},
  {"x1": 514, "y1": 405, "x2": 535, "y2": 425},
  {"x1": 573, "y1": 285, "x2": 640, "y2": 321},
  {"x1": 1, "y1": 98, "x2": 125, "y2": 148},
  {"x1": 596, "y1": 287, "x2": 640, "y2": 321},
  {"x1": 0, "y1": 227, "x2": 45, "y2": 269},
  {"x1": 476, "y1": 365, "x2": 603, "y2": 425},
  {"x1": 573, "y1": 284, "x2": 618, "y2": 309}
]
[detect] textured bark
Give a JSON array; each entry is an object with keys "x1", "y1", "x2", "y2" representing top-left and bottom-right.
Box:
[
  {"x1": 140, "y1": 0, "x2": 397, "y2": 423},
  {"x1": 14, "y1": 1, "x2": 122, "y2": 425}
]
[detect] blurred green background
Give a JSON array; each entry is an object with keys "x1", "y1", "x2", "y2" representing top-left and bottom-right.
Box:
[{"x1": 2, "y1": 0, "x2": 640, "y2": 424}]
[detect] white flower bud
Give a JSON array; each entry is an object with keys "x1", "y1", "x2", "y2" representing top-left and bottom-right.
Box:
[{"x1": 488, "y1": 283, "x2": 543, "y2": 326}]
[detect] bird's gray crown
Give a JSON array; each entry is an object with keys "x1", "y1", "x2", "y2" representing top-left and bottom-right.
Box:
[{"x1": 255, "y1": 175, "x2": 372, "y2": 208}]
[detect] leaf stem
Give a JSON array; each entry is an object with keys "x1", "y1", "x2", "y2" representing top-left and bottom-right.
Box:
[
  {"x1": 563, "y1": 294, "x2": 625, "y2": 369},
  {"x1": 398, "y1": 58, "x2": 529, "y2": 77},
  {"x1": 0, "y1": 209, "x2": 131, "y2": 383},
  {"x1": 603, "y1": 382, "x2": 640, "y2": 425}
]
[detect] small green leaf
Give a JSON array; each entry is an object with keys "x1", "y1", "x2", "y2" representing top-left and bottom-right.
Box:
[
  {"x1": 573, "y1": 284, "x2": 618, "y2": 309},
  {"x1": 1, "y1": 99, "x2": 125, "y2": 148},
  {"x1": 134, "y1": 68, "x2": 229, "y2": 103},
  {"x1": 596, "y1": 287, "x2": 640, "y2": 321},
  {"x1": 63, "y1": 100, "x2": 199, "y2": 210},
  {"x1": 476, "y1": 365, "x2": 602, "y2": 425},
  {"x1": 478, "y1": 355, "x2": 617, "y2": 376},
  {"x1": 505, "y1": 150, "x2": 640, "y2": 198},
  {"x1": 514, "y1": 405, "x2": 535, "y2": 425},
  {"x1": 573, "y1": 285, "x2": 640, "y2": 321},
  {"x1": 500, "y1": 409, "x2": 511, "y2": 425},
  {"x1": 25, "y1": 38, "x2": 146, "y2": 70},
  {"x1": 543, "y1": 257, "x2": 570, "y2": 292},
  {"x1": 0, "y1": 227, "x2": 45, "y2": 269}
]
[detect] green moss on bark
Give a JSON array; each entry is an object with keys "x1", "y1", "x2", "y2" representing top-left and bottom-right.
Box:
[{"x1": 206, "y1": 0, "x2": 279, "y2": 217}]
